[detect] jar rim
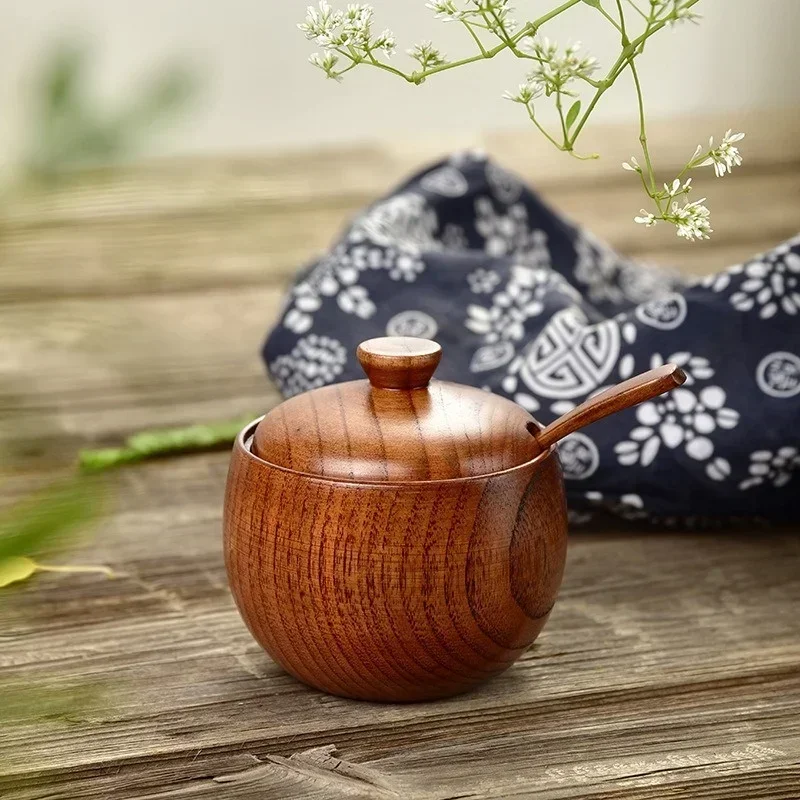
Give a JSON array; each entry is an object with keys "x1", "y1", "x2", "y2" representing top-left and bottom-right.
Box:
[{"x1": 236, "y1": 416, "x2": 557, "y2": 487}]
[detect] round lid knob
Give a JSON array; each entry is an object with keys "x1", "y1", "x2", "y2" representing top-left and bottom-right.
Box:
[{"x1": 357, "y1": 337, "x2": 442, "y2": 390}]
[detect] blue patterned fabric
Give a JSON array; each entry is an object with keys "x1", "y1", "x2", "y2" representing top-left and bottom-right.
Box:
[{"x1": 263, "y1": 152, "x2": 800, "y2": 525}]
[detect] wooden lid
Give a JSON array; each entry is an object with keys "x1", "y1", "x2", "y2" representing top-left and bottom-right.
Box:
[{"x1": 252, "y1": 337, "x2": 540, "y2": 482}]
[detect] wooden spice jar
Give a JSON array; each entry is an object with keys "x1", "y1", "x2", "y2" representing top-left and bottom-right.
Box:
[{"x1": 224, "y1": 336, "x2": 683, "y2": 701}]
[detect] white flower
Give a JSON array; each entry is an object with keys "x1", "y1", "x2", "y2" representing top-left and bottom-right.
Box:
[
  {"x1": 651, "y1": 0, "x2": 702, "y2": 25},
  {"x1": 663, "y1": 177, "x2": 693, "y2": 198},
  {"x1": 730, "y1": 251, "x2": 800, "y2": 318},
  {"x1": 502, "y1": 82, "x2": 542, "y2": 105},
  {"x1": 308, "y1": 51, "x2": 342, "y2": 81},
  {"x1": 475, "y1": 0, "x2": 517, "y2": 33},
  {"x1": 426, "y1": 0, "x2": 463, "y2": 20},
  {"x1": 299, "y1": 2, "x2": 395, "y2": 61},
  {"x1": 336, "y1": 4, "x2": 375, "y2": 47},
  {"x1": 739, "y1": 448, "x2": 800, "y2": 490},
  {"x1": 622, "y1": 156, "x2": 641, "y2": 172},
  {"x1": 408, "y1": 40, "x2": 446, "y2": 69},
  {"x1": 671, "y1": 198, "x2": 712, "y2": 241},
  {"x1": 670, "y1": 2, "x2": 702, "y2": 25},
  {"x1": 372, "y1": 29, "x2": 397, "y2": 56},
  {"x1": 524, "y1": 38, "x2": 599, "y2": 95},
  {"x1": 697, "y1": 130, "x2": 745, "y2": 177},
  {"x1": 634, "y1": 211, "x2": 657, "y2": 227},
  {"x1": 298, "y1": 1, "x2": 344, "y2": 44}
]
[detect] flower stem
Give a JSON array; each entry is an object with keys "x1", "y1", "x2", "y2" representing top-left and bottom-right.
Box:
[
  {"x1": 461, "y1": 20, "x2": 488, "y2": 56},
  {"x1": 525, "y1": 103, "x2": 564, "y2": 150},
  {"x1": 364, "y1": 0, "x2": 584, "y2": 82}
]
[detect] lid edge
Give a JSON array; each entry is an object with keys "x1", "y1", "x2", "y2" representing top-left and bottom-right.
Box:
[{"x1": 237, "y1": 417, "x2": 556, "y2": 486}]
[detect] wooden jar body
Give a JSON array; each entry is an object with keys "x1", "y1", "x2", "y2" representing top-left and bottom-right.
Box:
[{"x1": 224, "y1": 420, "x2": 568, "y2": 702}]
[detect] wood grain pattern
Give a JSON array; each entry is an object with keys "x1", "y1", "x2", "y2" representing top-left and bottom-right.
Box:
[
  {"x1": 242, "y1": 341, "x2": 688, "y2": 701},
  {"x1": 228, "y1": 419, "x2": 567, "y2": 701},
  {"x1": 2, "y1": 452, "x2": 799, "y2": 799},
  {"x1": 252, "y1": 337, "x2": 539, "y2": 482},
  {"x1": 356, "y1": 337, "x2": 442, "y2": 390},
  {"x1": 2, "y1": 116, "x2": 800, "y2": 797}
]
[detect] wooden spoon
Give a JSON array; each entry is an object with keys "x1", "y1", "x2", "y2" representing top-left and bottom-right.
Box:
[{"x1": 529, "y1": 363, "x2": 687, "y2": 452}]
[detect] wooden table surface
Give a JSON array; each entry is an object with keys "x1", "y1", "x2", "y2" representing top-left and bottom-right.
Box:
[{"x1": 2, "y1": 113, "x2": 800, "y2": 799}]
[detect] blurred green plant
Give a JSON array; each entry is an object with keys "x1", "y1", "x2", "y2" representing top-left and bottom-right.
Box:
[
  {"x1": 0, "y1": 478, "x2": 109, "y2": 588},
  {"x1": 22, "y1": 39, "x2": 199, "y2": 183},
  {"x1": 0, "y1": 478, "x2": 110, "y2": 778},
  {"x1": 79, "y1": 416, "x2": 254, "y2": 473}
]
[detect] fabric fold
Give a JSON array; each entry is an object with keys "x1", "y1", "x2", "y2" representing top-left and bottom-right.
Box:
[{"x1": 264, "y1": 151, "x2": 800, "y2": 524}]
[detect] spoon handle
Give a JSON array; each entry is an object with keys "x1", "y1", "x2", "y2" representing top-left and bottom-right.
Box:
[{"x1": 532, "y1": 363, "x2": 687, "y2": 451}]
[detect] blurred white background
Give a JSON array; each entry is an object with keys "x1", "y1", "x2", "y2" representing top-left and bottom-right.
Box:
[{"x1": 0, "y1": 0, "x2": 798, "y2": 159}]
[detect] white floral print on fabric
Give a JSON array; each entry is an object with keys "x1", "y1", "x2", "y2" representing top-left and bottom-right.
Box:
[
  {"x1": 269, "y1": 334, "x2": 347, "y2": 398},
  {"x1": 739, "y1": 448, "x2": 800, "y2": 490},
  {"x1": 469, "y1": 341, "x2": 516, "y2": 373},
  {"x1": 467, "y1": 268, "x2": 501, "y2": 294},
  {"x1": 573, "y1": 229, "x2": 678, "y2": 308},
  {"x1": 615, "y1": 356, "x2": 739, "y2": 481},
  {"x1": 337, "y1": 285, "x2": 375, "y2": 318},
  {"x1": 728, "y1": 239, "x2": 800, "y2": 319},
  {"x1": 419, "y1": 165, "x2": 469, "y2": 197},
  {"x1": 283, "y1": 241, "x2": 426, "y2": 333},
  {"x1": 635, "y1": 292, "x2": 688, "y2": 330},
  {"x1": 507, "y1": 308, "x2": 622, "y2": 400},
  {"x1": 584, "y1": 491, "x2": 649, "y2": 522},
  {"x1": 350, "y1": 193, "x2": 438, "y2": 253},
  {"x1": 385, "y1": 310, "x2": 438, "y2": 339},
  {"x1": 263, "y1": 153, "x2": 800, "y2": 524},
  {"x1": 466, "y1": 262, "x2": 573, "y2": 344},
  {"x1": 474, "y1": 197, "x2": 551, "y2": 264},
  {"x1": 558, "y1": 432, "x2": 600, "y2": 480},
  {"x1": 485, "y1": 160, "x2": 524, "y2": 204},
  {"x1": 441, "y1": 223, "x2": 469, "y2": 251},
  {"x1": 716, "y1": 236, "x2": 800, "y2": 319},
  {"x1": 755, "y1": 351, "x2": 800, "y2": 398}
]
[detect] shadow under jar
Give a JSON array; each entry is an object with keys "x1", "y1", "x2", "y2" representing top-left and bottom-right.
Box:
[{"x1": 224, "y1": 337, "x2": 568, "y2": 702}]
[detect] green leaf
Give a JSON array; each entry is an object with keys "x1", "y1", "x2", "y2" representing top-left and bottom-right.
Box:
[
  {"x1": 0, "y1": 556, "x2": 37, "y2": 588},
  {"x1": 79, "y1": 416, "x2": 252, "y2": 472},
  {"x1": 581, "y1": 0, "x2": 602, "y2": 7},
  {"x1": 566, "y1": 100, "x2": 582, "y2": 130},
  {"x1": 0, "y1": 480, "x2": 102, "y2": 563}
]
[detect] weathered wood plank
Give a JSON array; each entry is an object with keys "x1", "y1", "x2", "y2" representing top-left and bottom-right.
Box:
[
  {"x1": 0, "y1": 113, "x2": 797, "y2": 303},
  {"x1": 0, "y1": 286, "x2": 283, "y2": 464},
  {"x1": 2, "y1": 116, "x2": 800, "y2": 800},
  {"x1": 1, "y1": 111, "x2": 797, "y2": 228},
  {"x1": 1, "y1": 455, "x2": 798, "y2": 798}
]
